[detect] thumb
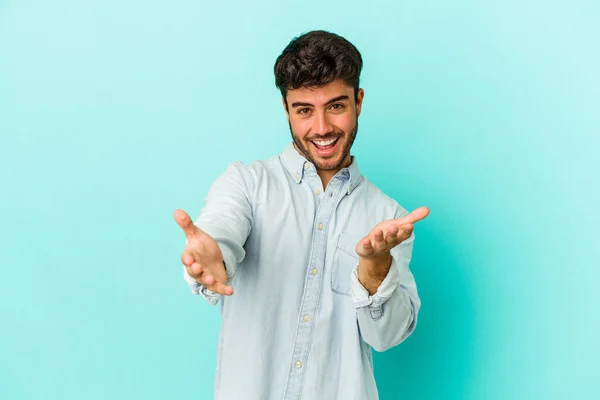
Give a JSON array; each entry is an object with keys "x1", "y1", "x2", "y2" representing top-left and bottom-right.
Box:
[
  {"x1": 404, "y1": 206, "x2": 430, "y2": 224},
  {"x1": 174, "y1": 209, "x2": 202, "y2": 239}
]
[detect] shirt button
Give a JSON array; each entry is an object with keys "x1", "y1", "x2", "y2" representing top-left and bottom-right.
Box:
[
  {"x1": 349, "y1": 184, "x2": 353, "y2": 191},
  {"x1": 314, "y1": 189, "x2": 320, "y2": 195},
  {"x1": 303, "y1": 314, "x2": 310, "y2": 322},
  {"x1": 304, "y1": 163, "x2": 310, "y2": 169},
  {"x1": 318, "y1": 223, "x2": 324, "y2": 230},
  {"x1": 295, "y1": 360, "x2": 302, "y2": 368},
  {"x1": 311, "y1": 268, "x2": 318, "y2": 275},
  {"x1": 329, "y1": 192, "x2": 333, "y2": 197}
]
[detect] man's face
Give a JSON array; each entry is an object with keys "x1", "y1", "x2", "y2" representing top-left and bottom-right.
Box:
[{"x1": 284, "y1": 79, "x2": 364, "y2": 172}]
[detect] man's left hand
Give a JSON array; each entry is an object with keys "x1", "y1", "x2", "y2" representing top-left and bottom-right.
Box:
[{"x1": 355, "y1": 206, "x2": 430, "y2": 294}]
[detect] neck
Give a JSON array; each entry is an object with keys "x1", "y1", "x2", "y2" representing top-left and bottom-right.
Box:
[
  {"x1": 292, "y1": 142, "x2": 352, "y2": 189},
  {"x1": 317, "y1": 153, "x2": 351, "y2": 190}
]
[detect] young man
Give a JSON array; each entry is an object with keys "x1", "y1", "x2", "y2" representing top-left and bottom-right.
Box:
[{"x1": 175, "y1": 30, "x2": 429, "y2": 400}]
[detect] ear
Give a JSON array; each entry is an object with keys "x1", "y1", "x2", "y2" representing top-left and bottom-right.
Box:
[
  {"x1": 355, "y1": 88, "x2": 365, "y2": 117},
  {"x1": 282, "y1": 97, "x2": 290, "y2": 121}
]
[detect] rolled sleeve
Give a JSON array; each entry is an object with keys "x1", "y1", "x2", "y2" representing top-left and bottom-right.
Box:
[
  {"x1": 350, "y1": 257, "x2": 402, "y2": 319},
  {"x1": 183, "y1": 266, "x2": 221, "y2": 306},
  {"x1": 352, "y1": 229, "x2": 421, "y2": 352}
]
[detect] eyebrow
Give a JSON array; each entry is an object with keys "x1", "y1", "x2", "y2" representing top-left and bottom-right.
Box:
[{"x1": 291, "y1": 95, "x2": 350, "y2": 109}]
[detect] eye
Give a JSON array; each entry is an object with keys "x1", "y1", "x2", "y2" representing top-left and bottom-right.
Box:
[
  {"x1": 330, "y1": 103, "x2": 344, "y2": 110},
  {"x1": 298, "y1": 108, "x2": 311, "y2": 115}
]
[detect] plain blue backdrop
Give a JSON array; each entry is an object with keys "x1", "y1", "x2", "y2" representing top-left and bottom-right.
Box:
[{"x1": 1, "y1": 0, "x2": 598, "y2": 399}]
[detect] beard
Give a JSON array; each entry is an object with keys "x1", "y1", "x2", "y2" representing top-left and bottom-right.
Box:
[{"x1": 289, "y1": 117, "x2": 358, "y2": 172}]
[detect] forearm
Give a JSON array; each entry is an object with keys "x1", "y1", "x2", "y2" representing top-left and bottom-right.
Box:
[
  {"x1": 357, "y1": 253, "x2": 392, "y2": 295},
  {"x1": 352, "y1": 234, "x2": 420, "y2": 352},
  {"x1": 181, "y1": 161, "x2": 254, "y2": 302},
  {"x1": 352, "y1": 272, "x2": 419, "y2": 352}
]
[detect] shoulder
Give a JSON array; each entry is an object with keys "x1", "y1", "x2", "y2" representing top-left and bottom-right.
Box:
[
  {"x1": 358, "y1": 177, "x2": 409, "y2": 219},
  {"x1": 222, "y1": 153, "x2": 282, "y2": 189},
  {"x1": 236, "y1": 153, "x2": 287, "y2": 182},
  {"x1": 247, "y1": 154, "x2": 280, "y2": 174}
]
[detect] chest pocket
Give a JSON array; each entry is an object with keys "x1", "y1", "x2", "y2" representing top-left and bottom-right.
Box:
[{"x1": 331, "y1": 233, "x2": 360, "y2": 296}]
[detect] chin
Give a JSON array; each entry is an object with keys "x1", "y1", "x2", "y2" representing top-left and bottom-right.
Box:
[
  {"x1": 310, "y1": 151, "x2": 347, "y2": 171},
  {"x1": 313, "y1": 154, "x2": 340, "y2": 167}
]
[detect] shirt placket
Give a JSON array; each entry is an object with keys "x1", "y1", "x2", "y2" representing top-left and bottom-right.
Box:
[{"x1": 283, "y1": 166, "x2": 348, "y2": 400}]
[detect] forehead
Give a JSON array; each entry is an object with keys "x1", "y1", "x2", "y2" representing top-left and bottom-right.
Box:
[{"x1": 286, "y1": 80, "x2": 353, "y2": 104}]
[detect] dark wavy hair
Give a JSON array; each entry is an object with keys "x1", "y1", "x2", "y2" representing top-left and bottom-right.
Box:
[{"x1": 274, "y1": 30, "x2": 363, "y2": 106}]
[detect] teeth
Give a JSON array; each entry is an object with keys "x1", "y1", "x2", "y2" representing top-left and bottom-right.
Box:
[{"x1": 313, "y1": 138, "x2": 336, "y2": 146}]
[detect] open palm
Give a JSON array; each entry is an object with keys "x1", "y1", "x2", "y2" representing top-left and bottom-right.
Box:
[
  {"x1": 174, "y1": 209, "x2": 232, "y2": 296},
  {"x1": 356, "y1": 206, "x2": 430, "y2": 258}
]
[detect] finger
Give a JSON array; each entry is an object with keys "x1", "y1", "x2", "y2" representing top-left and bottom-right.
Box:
[
  {"x1": 203, "y1": 273, "x2": 215, "y2": 286},
  {"x1": 359, "y1": 238, "x2": 374, "y2": 256},
  {"x1": 395, "y1": 223, "x2": 414, "y2": 241},
  {"x1": 208, "y1": 282, "x2": 234, "y2": 296},
  {"x1": 372, "y1": 228, "x2": 387, "y2": 252},
  {"x1": 403, "y1": 206, "x2": 430, "y2": 224},
  {"x1": 385, "y1": 225, "x2": 399, "y2": 244},
  {"x1": 187, "y1": 261, "x2": 204, "y2": 278},
  {"x1": 174, "y1": 209, "x2": 202, "y2": 239},
  {"x1": 181, "y1": 250, "x2": 195, "y2": 267}
]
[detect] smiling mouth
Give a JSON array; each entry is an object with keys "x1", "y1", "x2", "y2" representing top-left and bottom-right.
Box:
[{"x1": 310, "y1": 137, "x2": 339, "y2": 155}]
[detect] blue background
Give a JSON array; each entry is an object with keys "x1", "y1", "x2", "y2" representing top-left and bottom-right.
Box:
[{"x1": 1, "y1": 0, "x2": 598, "y2": 399}]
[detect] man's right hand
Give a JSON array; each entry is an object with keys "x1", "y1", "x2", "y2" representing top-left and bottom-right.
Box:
[{"x1": 174, "y1": 209, "x2": 233, "y2": 296}]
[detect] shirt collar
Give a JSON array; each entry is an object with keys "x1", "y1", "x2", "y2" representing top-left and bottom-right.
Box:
[{"x1": 279, "y1": 141, "x2": 363, "y2": 194}]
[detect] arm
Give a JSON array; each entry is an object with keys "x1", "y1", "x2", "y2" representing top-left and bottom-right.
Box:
[
  {"x1": 181, "y1": 161, "x2": 255, "y2": 305},
  {"x1": 351, "y1": 232, "x2": 420, "y2": 352},
  {"x1": 351, "y1": 206, "x2": 428, "y2": 352}
]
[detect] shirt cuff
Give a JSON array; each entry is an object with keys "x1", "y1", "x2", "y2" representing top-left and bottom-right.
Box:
[
  {"x1": 350, "y1": 257, "x2": 401, "y2": 309},
  {"x1": 182, "y1": 266, "x2": 222, "y2": 305}
]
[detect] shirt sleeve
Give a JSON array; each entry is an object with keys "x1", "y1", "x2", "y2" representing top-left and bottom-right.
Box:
[
  {"x1": 182, "y1": 161, "x2": 255, "y2": 305},
  {"x1": 350, "y1": 208, "x2": 421, "y2": 352},
  {"x1": 350, "y1": 253, "x2": 402, "y2": 310}
]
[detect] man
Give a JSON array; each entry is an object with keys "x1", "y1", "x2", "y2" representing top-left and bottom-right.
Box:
[{"x1": 175, "y1": 30, "x2": 429, "y2": 400}]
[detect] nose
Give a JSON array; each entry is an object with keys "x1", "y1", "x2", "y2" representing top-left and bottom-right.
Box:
[{"x1": 312, "y1": 110, "x2": 334, "y2": 136}]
